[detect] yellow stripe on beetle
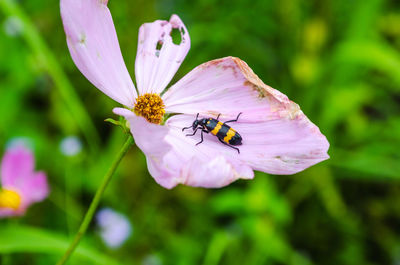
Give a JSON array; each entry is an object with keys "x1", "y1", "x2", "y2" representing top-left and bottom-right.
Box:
[
  {"x1": 211, "y1": 121, "x2": 223, "y2": 135},
  {"x1": 223, "y1": 128, "x2": 236, "y2": 143}
]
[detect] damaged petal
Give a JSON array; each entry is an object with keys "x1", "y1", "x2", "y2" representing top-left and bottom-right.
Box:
[
  {"x1": 135, "y1": 14, "x2": 191, "y2": 95},
  {"x1": 232, "y1": 57, "x2": 302, "y2": 120},
  {"x1": 164, "y1": 56, "x2": 303, "y2": 121}
]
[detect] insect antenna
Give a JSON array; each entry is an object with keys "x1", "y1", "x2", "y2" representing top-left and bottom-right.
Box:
[{"x1": 182, "y1": 113, "x2": 200, "y2": 131}]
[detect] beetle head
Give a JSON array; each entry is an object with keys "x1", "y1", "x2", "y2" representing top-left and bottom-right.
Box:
[{"x1": 192, "y1": 113, "x2": 200, "y2": 130}]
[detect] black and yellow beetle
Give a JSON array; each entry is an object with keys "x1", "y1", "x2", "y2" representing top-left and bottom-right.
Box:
[{"x1": 182, "y1": 113, "x2": 243, "y2": 153}]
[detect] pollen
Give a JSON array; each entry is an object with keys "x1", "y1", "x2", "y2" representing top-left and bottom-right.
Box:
[
  {"x1": 0, "y1": 189, "x2": 22, "y2": 210},
  {"x1": 134, "y1": 93, "x2": 165, "y2": 124}
]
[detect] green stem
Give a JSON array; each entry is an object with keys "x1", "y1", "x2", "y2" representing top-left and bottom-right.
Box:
[
  {"x1": 0, "y1": 0, "x2": 100, "y2": 153},
  {"x1": 56, "y1": 135, "x2": 134, "y2": 265}
]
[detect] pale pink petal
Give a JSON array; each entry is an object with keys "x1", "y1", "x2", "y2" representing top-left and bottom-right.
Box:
[
  {"x1": 162, "y1": 57, "x2": 329, "y2": 173},
  {"x1": 232, "y1": 117, "x2": 329, "y2": 174},
  {"x1": 163, "y1": 56, "x2": 299, "y2": 122},
  {"x1": 181, "y1": 156, "x2": 254, "y2": 188},
  {"x1": 113, "y1": 108, "x2": 252, "y2": 188},
  {"x1": 0, "y1": 208, "x2": 24, "y2": 218},
  {"x1": 113, "y1": 108, "x2": 172, "y2": 159},
  {"x1": 19, "y1": 172, "x2": 49, "y2": 205},
  {"x1": 61, "y1": 0, "x2": 136, "y2": 107},
  {"x1": 113, "y1": 108, "x2": 176, "y2": 188},
  {"x1": 1, "y1": 146, "x2": 34, "y2": 189},
  {"x1": 135, "y1": 14, "x2": 190, "y2": 95},
  {"x1": 160, "y1": 126, "x2": 253, "y2": 188},
  {"x1": 167, "y1": 112, "x2": 329, "y2": 175}
]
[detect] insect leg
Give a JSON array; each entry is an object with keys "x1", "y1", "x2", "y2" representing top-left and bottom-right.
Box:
[
  {"x1": 216, "y1": 113, "x2": 221, "y2": 120},
  {"x1": 224, "y1": 112, "x2": 242, "y2": 124},
  {"x1": 186, "y1": 127, "x2": 199, "y2": 137},
  {"x1": 195, "y1": 129, "x2": 207, "y2": 146},
  {"x1": 182, "y1": 126, "x2": 192, "y2": 132},
  {"x1": 218, "y1": 138, "x2": 240, "y2": 154}
]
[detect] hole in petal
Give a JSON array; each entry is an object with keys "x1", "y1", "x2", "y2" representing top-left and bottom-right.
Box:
[
  {"x1": 156, "y1": 41, "x2": 163, "y2": 51},
  {"x1": 170, "y1": 28, "x2": 182, "y2": 45},
  {"x1": 155, "y1": 40, "x2": 163, "y2": 57}
]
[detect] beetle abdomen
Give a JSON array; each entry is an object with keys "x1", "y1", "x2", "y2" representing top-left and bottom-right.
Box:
[
  {"x1": 227, "y1": 132, "x2": 242, "y2": 145},
  {"x1": 205, "y1": 119, "x2": 220, "y2": 133},
  {"x1": 205, "y1": 119, "x2": 242, "y2": 146}
]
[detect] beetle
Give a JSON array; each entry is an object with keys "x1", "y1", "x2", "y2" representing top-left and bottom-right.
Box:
[{"x1": 182, "y1": 112, "x2": 243, "y2": 153}]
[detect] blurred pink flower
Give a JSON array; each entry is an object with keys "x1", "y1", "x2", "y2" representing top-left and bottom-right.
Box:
[
  {"x1": 0, "y1": 146, "x2": 49, "y2": 218},
  {"x1": 61, "y1": 0, "x2": 329, "y2": 189}
]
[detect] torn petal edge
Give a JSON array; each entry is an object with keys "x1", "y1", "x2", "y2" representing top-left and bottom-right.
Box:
[{"x1": 135, "y1": 14, "x2": 191, "y2": 95}]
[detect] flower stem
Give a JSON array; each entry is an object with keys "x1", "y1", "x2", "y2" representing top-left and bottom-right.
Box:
[{"x1": 56, "y1": 135, "x2": 134, "y2": 265}]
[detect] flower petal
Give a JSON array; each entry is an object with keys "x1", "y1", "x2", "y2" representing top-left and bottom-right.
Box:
[
  {"x1": 113, "y1": 108, "x2": 252, "y2": 189},
  {"x1": 113, "y1": 108, "x2": 175, "y2": 188},
  {"x1": 163, "y1": 56, "x2": 299, "y2": 121},
  {"x1": 135, "y1": 14, "x2": 190, "y2": 95},
  {"x1": 1, "y1": 146, "x2": 34, "y2": 189},
  {"x1": 164, "y1": 58, "x2": 330, "y2": 175},
  {"x1": 0, "y1": 208, "x2": 22, "y2": 218},
  {"x1": 19, "y1": 172, "x2": 49, "y2": 205},
  {"x1": 180, "y1": 156, "x2": 254, "y2": 188},
  {"x1": 234, "y1": 118, "x2": 329, "y2": 174},
  {"x1": 113, "y1": 107, "x2": 172, "y2": 158},
  {"x1": 61, "y1": 0, "x2": 136, "y2": 107}
]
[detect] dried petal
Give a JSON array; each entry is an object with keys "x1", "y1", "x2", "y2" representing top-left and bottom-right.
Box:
[
  {"x1": 163, "y1": 57, "x2": 329, "y2": 174},
  {"x1": 135, "y1": 14, "x2": 190, "y2": 95},
  {"x1": 163, "y1": 57, "x2": 300, "y2": 121}
]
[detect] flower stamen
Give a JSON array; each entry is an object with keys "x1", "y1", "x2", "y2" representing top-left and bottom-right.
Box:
[
  {"x1": 134, "y1": 93, "x2": 165, "y2": 124},
  {"x1": 0, "y1": 189, "x2": 21, "y2": 210}
]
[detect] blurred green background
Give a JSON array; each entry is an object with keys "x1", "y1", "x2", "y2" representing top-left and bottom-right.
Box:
[{"x1": 1, "y1": 0, "x2": 400, "y2": 264}]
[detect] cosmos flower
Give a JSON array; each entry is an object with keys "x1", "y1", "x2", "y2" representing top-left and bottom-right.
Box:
[
  {"x1": 96, "y1": 208, "x2": 133, "y2": 249},
  {"x1": 0, "y1": 146, "x2": 49, "y2": 218},
  {"x1": 61, "y1": 0, "x2": 329, "y2": 188}
]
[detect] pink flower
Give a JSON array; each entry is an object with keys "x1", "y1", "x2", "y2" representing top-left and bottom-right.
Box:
[
  {"x1": 0, "y1": 146, "x2": 49, "y2": 217},
  {"x1": 61, "y1": 0, "x2": 329, "y2": 189}
]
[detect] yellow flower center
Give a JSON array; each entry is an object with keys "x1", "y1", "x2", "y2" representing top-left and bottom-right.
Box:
[
  {"x1": 0, "y1": 189, "x2": 21, "y2": 210},
  {"x1": 134, "y1": 93, "x2": 165, "y2": 124}
]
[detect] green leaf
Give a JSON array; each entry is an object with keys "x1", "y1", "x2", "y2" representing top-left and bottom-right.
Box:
[
  {"x1": 335, "y1": 41, "x2": 400, "y2": 87},
  {"x1": 330, "y1": 148, "x2": 400, "y2": 180},
  {"x1": 0, "y1": 225, "x2": 121, "y2": 265}
]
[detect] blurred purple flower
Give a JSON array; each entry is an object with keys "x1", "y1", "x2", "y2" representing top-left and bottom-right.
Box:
[
  {"x1": 0, "y1": 146, "x2": 49, "y2": 218},
  {"x1": 61, "y1": 0, "x2": 329, "y2": 189},
  {"x1": 59, "y1": 136, "x2": 82, "y2": 156},
  {"x1": 3, "y1": 16, "x2": 23, "y2": 37},
  {"x1": 6, "y1": 137, "x2": 33, "y2": 150},
  {"x1": 96, "y1": 208, "x2": 132, "y2": 249}
]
